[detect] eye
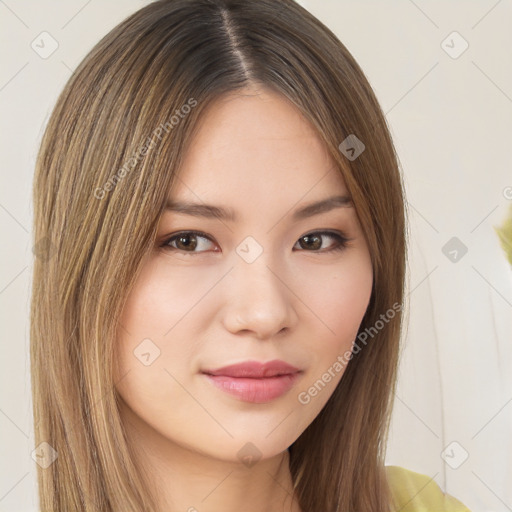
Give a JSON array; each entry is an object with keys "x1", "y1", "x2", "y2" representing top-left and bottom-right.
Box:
[
  {"x1": 161, "y1": 231, "x2": 217, "y2": 254},
  {"x1": 293, "y1": 231, "x2": 352, "y2": 253},
  {"x1": 160, "y1": 230, "x2": 352, "y2": 255}
]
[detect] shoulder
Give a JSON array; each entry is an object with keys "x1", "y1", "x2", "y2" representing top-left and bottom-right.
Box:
[{"x1": 385, "y1": 465, "x2": 472, "y2": 512}]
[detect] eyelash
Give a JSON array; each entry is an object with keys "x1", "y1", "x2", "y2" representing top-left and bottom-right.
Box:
[{"x1": 160, "y1": 230, "x2": 353, "y2": 255}]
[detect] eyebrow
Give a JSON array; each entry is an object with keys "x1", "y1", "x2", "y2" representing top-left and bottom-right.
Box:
[{"x1": 164, "y1": 195, "x2": 353, "y2": 222}]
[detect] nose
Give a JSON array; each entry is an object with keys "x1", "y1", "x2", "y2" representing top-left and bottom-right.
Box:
[{"x1": 221, "y1": 257, "x2": 299, "y2": 340}]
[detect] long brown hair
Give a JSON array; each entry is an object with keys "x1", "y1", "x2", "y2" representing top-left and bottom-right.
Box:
[{"x1": 30, "y1": 0, "x2": 408, "y2": 510}]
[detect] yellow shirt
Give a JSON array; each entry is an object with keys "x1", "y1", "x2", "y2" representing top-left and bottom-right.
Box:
[{"x1": 386, "y1": 465, "x2": 471, "y2": 511}]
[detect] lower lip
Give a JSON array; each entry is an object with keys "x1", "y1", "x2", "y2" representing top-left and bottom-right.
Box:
[{"x1": 202, "y1": 372, "x2": 302, "y2": 403}]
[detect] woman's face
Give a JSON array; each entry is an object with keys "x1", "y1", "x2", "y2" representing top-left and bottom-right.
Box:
[{"x1": 114, "y1": 86, "x2": 373, "y2": 464}]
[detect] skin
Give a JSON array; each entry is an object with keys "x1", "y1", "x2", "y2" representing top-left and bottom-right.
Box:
[{"x1": 114, "y1": 84, "x2": 373, "y2": 512}]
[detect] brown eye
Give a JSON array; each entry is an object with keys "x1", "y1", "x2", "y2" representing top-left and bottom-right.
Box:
[
  {"x1": 175, "y1": 233, "x2": 198, "y2": 251},
  {"x1": 294, "y1": 231, "x2": 351, "y2": 252},
  {"x1": 298, "y1": 233, "x2": 322, "y2": 250},
  {"x1": 162, "y1": 231, "x2": 216, "y2": 253}
]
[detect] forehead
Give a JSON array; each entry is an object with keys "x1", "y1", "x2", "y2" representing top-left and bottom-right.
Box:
[{"x1": 169, "y1": 86, "x2": 348, "y2": 209}]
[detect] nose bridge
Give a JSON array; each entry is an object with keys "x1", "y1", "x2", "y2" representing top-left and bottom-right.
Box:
[
  {"x1": 223, "y1": 247, "x2": 297, "y2": 337},
  {"x1": 236, "y1": 251, "x2": 282, "y2": 297}
]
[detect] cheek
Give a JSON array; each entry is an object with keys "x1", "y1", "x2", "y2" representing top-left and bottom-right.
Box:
[
  {"x1": 295, "y1": 252, "x2": 373, "y2": 344},
  {"x1": 326, "y1": 270, "x2": 372, "y2": 340},
  {"x1": 291, "y1": 253, "x2": 372, "y2": 412},
  {"x1": 113, "y1": 261, "x2": 210, "y2": 434},
  {"x1": 113, "y1": 256, "x2": 228, "y2": 394},
  {"x1": 114, "y1": 259, "x2": 192, "y2": 381},
  {"x1": 117, "y1": 258, "x2": 222, "y2": 345}
]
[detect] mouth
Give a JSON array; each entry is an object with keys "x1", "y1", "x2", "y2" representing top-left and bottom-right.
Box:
[
  {"x1": 201, "y1": 371, "x2": 303, "y2": 403},
  {"x1": 200, "y1": 359, "x2": 303, "y2": 403}
]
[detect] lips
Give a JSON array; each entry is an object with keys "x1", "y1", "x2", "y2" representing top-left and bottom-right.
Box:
[
  {"x1": 201, "y1": 359, "x2": 301, "y2": 378},
  {"x1": 201, "y1": 359, "x2": 303, "y2": 403}
]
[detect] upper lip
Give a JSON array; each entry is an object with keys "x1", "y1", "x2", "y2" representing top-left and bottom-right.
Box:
[{"x1": 202, "y1": 359, "x2": 301, "y2": 378}]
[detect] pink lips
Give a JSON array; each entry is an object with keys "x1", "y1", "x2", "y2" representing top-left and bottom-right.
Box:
[{"x1": 201, "y1": 360, "x2": 302, "y2": 403}]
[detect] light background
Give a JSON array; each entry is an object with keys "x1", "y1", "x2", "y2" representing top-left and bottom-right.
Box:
[{"x1": 0, "y1": 0, "x2": 511, "y2": 510}]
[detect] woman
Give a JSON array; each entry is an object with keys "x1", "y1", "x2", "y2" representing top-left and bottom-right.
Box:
[{"x1": 30, "y1": 0, "x2": 471, "y2": 510}]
